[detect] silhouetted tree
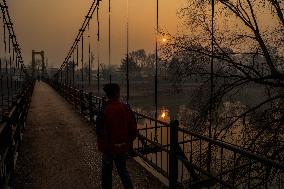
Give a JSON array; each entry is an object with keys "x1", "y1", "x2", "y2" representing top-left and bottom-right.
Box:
[
  {"x1": 120, "y1": 54, "x2": 141, "y2": 77},
  {"x1": 100, "y1": 64, "x2": 117, "y2": 81},
  {"x1": 162, "y1": 0, "x2": 284, "y2": 186},
  {"x1": 129, "y1": 49, "x2": 146, "y2": 67}
]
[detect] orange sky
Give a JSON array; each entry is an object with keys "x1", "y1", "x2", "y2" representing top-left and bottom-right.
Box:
[
  {"x1": 8, "y1": 0, "x2": 281, "y2": 68},
  {"x1": 9, "y1": 0, "x2": 187, "y2": 68}
]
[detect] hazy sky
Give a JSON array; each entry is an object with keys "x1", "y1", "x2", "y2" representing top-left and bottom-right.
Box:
[{"x1": 9, "y1": 0, "x2": 187, "y2": 68}]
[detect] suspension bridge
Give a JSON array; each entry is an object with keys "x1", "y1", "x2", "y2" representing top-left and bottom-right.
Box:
[{"x1": 0, "y1": 0, "x2": 283, "y2": 188}]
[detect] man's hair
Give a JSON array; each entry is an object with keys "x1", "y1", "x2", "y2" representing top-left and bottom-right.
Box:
[{"x1": 103, "y1": 83, "x2": 120, "y2": 99}]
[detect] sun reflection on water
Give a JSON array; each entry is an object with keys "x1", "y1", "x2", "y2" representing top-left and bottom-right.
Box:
[
  {"x1": 159, "y1": 109, "x2": 169, "y2": 121},
  {"x1": 161, "y1": 112, "x2": 166, "y2": 119}
]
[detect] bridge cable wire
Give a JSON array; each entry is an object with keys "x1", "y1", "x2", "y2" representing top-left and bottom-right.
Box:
[
  {"x1": 72, "y1": 50, "x2": 75, "y2": 86},
  {"x1": 207, "y1": 0, "x2": 215, "y2": 173},
  {"x1": 108, "y1": 0, "x2": 111, "y2": 71},
  {"x1": 54, "y1": 0, "x2": 99, "y2": 78},
  {"x1": 88, "y1": 22, "x2": 91, "y2": 86},
  {"x1": 81, "y1": 33, "x2": 84, "y2": 89},
  {"x1": 126, "y1": 0, "x2": 129, "y2": 104},
  {"x1": 97, "y1": 0, "x2": 100, "y2": 94},
  {"x1": 1, "y1": 11, "x2": 9, "y2": 106},
  {"x1": 76, "y1": 44, "x2": 79, "y2": 88},
  {"x1": 67, "y1": 51, "x2": 69, "y2": 85},
  {"x1": 1, "y1": 12, "x2": 4, "y2": 107},
  {"x1": 154, "y1": 0, "x2": 159, "y2": 142},
  {"x1": 0, "y1": 0, "x2": 29, "y2": 116},
  {"x1": 2, "y1": 11, "x2": 6, "y2": 53},
  {"x1": 2, "y1": 0, "x2": 25, "y2": 65},
  {"x1": 9, "y1": 34, "x2": 12, "y2": 96}
]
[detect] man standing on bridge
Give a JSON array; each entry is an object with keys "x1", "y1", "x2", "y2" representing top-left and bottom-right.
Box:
[{"x1": 96, "y1": 83, "x2": 137, "y2": 189}]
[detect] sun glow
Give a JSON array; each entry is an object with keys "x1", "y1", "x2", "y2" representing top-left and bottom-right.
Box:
[
  {"x1": 161, "y1": 112, "x2": 166, "y2": 119},
  {"x1": 162, "y1": 38, "x2": 167, "y2": 42}
]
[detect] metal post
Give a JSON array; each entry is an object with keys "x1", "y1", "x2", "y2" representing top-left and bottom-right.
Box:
[
  {"x1": 41, "y1": 51, "x2": 45, "y2": 79},
  {"x1": 81, "y1": 34, "x2": 84, "y2": 89},
  {"x1": 208, "y1": 0, "x2": 215, "y2": 173},
  {"x1": 80, "y1": 90, "x2": 84, "y2": 114},
  {"x1": 108, "y1": 0, "x2": 111, "y2": 68},
  {"x1": 88, "y1": 24, "x2": 91, "y2": 86},
  {"x1": 32, "y1": 50, "x2": 35, "y2": 79},
  {"x1": 126, "y1": 0, "x2": 129, "y2": 103},
  {"x1": 169, "y1": 120, "x2": 179, "y2": 189},
  {"x1": 73, "y1": 52, "x2": 75, "y2": 87},
  {"x1": 97, "y1": 1, "x2": 100, "y2": 95},
  {"x1": 88, "y1": 92, "x2": 94, "y2": 122},
  {"x1": 154, "y1": 0, "x2": 159, "y2": 141}
]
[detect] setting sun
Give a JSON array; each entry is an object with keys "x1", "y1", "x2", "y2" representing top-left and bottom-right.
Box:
[{"x1": 162, "y1": 38, "x2": 167, "y2": 42}]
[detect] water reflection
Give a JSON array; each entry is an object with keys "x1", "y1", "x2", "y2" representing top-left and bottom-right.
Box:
[
  {"x1": 134, "y1": 101, "x2": 248, "y2": 141},
  {"x1": 133, "y1": 106, "x2": 171, "y2": 122},
  {"x1": 133, "y1": 101, "x2": 250, "y2": 185},
  {"x1": 159, "y1": 108, "x2": 170, "y2": 122},
  {"x1": 160, "y1": 112, "x2": 166, "y2": 119}
]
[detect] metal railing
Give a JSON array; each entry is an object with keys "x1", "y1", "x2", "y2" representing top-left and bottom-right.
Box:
[
  {"x1": 0, "y1": 0, "x2": 30, "y2": 122},
  {"x1": 47, "y1": 81, "x2": 284, "y2": 189},
  {"x1": 0, "y1": 82, "x2": 34, "y2": 188},
  {"x1": 0, "y1": 1, "x2": 35, "y2": 188}
]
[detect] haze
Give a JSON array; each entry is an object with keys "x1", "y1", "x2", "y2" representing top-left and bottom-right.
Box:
[{"x1": 9, "y1": 0, "x2": 186, "y2": 68}]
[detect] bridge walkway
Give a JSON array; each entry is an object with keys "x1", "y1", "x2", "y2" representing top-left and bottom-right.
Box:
[{"x1": 12, "y1": 82, "x2": 165, "y2": 189}]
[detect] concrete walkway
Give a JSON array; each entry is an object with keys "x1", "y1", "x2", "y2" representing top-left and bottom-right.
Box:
[{"x1": 13, "y1": 82, "x2": 165, "y2": 189}]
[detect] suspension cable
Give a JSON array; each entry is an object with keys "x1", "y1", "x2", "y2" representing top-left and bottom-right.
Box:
[
  {"x1": 2, "y1": 12, "x2": 6, "y2": 53},
  {"x1": 81, "y1": 33, "x2": 84, "y2": 89},
  {"x1": 97, "y1": 0, "x2": 100, "y2": 94},
  {"x1": 209, "y1": 0, "x2": 215, "y2": 138},
  {"x1": 55, "y1": 0, "x2": 99, "y2": 78},
  {"x1": 126, "y1": 0, "x2": 129, "y2": 103},
  {"x1": 109, "y1": 0, "x2": 111, "y2": 69},
  {"x1": 88, "y1": 23, "x2": 91, "y2": 86},
  {"x1": 154, "y1": 0, "x2": 159, "y2": 141},
  {"x1": 76, "y1": 44, "x2": 79, "y2": 88},
  {"x1": 9, "y1": 34, "x2": 12, "y2": 94},
  {"x1": 67, "y1": 56, "x2": 69, "y2": 86},
  {"x1": 2, "y1": 0, "x2": 24, "y2": 66},
  {"x1": 208, "y1": 0, "x2": 215, "y2": 173},
  {"x1": 1, "y1": 0, "x2": 28, "y2": 83},
  {"x1": 72, "y1": 51, "x2": 75, "y2": 86}
]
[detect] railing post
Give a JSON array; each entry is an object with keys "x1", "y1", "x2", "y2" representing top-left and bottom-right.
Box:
[
  {"x1": 65, "y1": 85, "x2": 69, "y2": 100},
  {"x1": 169, "y1": 120, "x2": 179, "y2": 189},
  {"x1": 62, "y1": 83, "x2": 65, "y2": 96},
  {"x1": 88, "y1": 92, "x2": 94, "y2": 122},
  {"x1": 80, "y1": 90, "x2": 84, "y2": 114}
]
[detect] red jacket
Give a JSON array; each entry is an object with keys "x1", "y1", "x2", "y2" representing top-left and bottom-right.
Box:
[{"x1": 96, "y1": 99, "x2": 137, "y2": 155}]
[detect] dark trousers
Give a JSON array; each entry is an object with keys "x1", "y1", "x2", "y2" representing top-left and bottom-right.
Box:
[{"x1": 102, "y1": 154, "x2": 134, "y2": 189}]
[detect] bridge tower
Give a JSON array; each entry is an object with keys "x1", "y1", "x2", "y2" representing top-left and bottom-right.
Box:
[{"x1": 32, "y1": 50, "x2": 46, "y2": 80}]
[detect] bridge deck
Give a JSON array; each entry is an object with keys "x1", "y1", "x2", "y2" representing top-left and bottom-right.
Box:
[{"x1": 13, "y1": 82, "x2": 165, "y2": 189}]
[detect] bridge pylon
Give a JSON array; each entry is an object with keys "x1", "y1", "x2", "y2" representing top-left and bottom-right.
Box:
[{"x1": 32, "y1": 50, "x2": 46, "y2": 80}]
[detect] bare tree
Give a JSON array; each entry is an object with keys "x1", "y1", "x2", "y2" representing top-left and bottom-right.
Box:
[{"x1": 161, "y1": 1, "x2": 283, "y2": 183}]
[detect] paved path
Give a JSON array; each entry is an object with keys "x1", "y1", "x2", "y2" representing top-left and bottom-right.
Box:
[{"x1": 13, "y1": 82, "x2": 165, "y2": 189}]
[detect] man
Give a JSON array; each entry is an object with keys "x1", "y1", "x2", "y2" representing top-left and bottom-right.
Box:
[{"x1": 96, "y1": 83, "x2": 137, "y2": 189}]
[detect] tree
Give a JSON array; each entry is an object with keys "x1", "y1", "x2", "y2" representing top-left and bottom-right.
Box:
[
  {"x1": 120, "y1": 51, "x2": 142, "y2": 77},
  {"x1": 100, "y1": 64, "x2": 117, "y2": 81},
  {"x1": 162, "y1": 0, "x2": 284, "y2": 186},
  {"x1": 129, "y1": 49, "x2": 146, "y2": 67}
]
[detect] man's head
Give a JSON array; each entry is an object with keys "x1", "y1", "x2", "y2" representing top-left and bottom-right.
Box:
[{"x1": 103, "y1": 83, "x2": 120, "y2": 99}]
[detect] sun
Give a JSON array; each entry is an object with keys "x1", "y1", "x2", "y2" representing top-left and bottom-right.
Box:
[{"x1": 162, "y1": 38, "x2": 167, "y2": 42}]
